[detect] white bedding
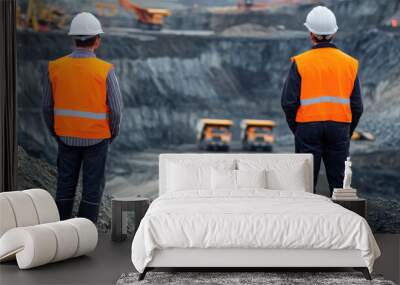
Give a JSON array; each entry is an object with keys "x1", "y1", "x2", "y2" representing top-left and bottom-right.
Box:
[{"x1": 131, "y1": 190, "x2": 380, "y2": 273}]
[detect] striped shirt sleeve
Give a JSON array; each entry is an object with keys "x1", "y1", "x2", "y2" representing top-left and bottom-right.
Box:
[
  {"x1": 106, "y1": 68, "x2": 123, "y2": 141},
  {"x1": 42, "y1": 71, "x2": 56, "y2": 137}
]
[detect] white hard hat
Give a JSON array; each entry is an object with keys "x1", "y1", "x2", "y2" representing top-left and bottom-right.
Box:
[
  {"x1": 304, "y1": 6, "x2": 338, "y2": 35},
  {"x1": 68, "y1": 12, "x2": 104, "y2": 38}
]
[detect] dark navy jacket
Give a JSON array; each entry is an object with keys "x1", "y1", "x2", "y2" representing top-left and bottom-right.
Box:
[{"x1": 281, "y1": 43, "x2": 363, "y2": 135}]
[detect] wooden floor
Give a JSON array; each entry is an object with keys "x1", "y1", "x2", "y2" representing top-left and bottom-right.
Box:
[{"x1": 0, "y1": 234, "x2": 399, "y2": 285}]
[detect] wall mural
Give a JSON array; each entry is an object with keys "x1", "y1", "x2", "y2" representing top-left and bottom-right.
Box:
[{"x1": 16, "y1": 0, "x2": 400, "y2": 233}]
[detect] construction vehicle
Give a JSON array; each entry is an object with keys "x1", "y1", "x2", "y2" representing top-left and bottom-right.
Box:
[
  {"x1": 17, "y1": 0, "x2": 69, "y2": 32},
  {"x1": 96, "y1": 2, "x2": 118, "y2": 17},
  {"x1": 385, "y1": 9, "x2": 399, "y2": 29},
  {"x1": 196, "y1": 119, "x2": 233, "y2": 151},
  {"x1": 391, "y1": 18, "x2": 398, "y2": 28},
  {"x1": 236, "y1": 0, "x2": 300, "y2": 11},
  {"x1": 118, "y1": 0, "x2": 171, "y2": 30},
  {"x1": 236, "y1": 0, "x2": 270, "y2": 10},
  {"x1": 351, "y1": 130, "x2": 375, "y2": 141},
  {"x1": 237, "y1": 0, "x2": 256, "y2": 9},
  {"x1": 240, "y1": 119, "x2": 276, "y2": 151}
]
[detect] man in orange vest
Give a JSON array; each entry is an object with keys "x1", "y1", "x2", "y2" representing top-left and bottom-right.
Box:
[
  {"x1": 42, "y1": 13, "x2": 122, "y2": 223},
  {"x1": 281, "y1": 6, "x2": 363, "y2": 193}
]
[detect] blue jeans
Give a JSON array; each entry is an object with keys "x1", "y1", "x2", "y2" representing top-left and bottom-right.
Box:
[
  {"x1": 55, "y1": 140, "x2": 109, "y2": 223},
  {"x1": 295, "y1": 121, "x2": 350, "y2": 194}
]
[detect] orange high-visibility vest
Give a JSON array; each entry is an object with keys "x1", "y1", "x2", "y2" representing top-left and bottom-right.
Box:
[
  {"x1": 292, "y1": 47, "x2": 358, "y2": 123},
  {"x1": 48, "y1": 56, "x2": 113, "y2": 139}
]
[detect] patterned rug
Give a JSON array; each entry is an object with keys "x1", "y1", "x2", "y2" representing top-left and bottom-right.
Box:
[{"x1": 116, "y1": 271, "x2": 396, "y2": 285}]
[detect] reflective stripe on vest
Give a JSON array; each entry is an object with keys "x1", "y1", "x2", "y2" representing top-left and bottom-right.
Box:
[
  {"x1": 49, "y1": 56, "x2": 113, "y2": 139},
  {"x1": 300, "y1": 96, "x2": 350, "y2": 106},
  {"x1": 54, "y1": 108, "x2": 108, "y2": 120},
  {"x1": 292, "y1": 47, "x2": 358, "y2": 123}
]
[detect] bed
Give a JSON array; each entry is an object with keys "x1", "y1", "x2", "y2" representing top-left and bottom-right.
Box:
[{"x1": 131, "y1": 153, "x2": 380, "y2": 280}]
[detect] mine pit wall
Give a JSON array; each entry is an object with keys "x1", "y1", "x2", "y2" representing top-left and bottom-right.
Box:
[
  {"x1": 17, "y1": 30, "x2": 308, "y2": 160},
  {"x1": 16, "y1": 0, "x2": 400, "y2": 161},
  {"x1": 17, "y1": 29, "x2": 400, "y2": 161}
]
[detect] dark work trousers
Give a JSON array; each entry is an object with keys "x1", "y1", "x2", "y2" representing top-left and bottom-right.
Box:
[
  {"x1": 55, "y1": 139, "x2": 109, "y2": 224},
  {"x1": 295, "y1": 121, "x2": 350, "y2": 194}
]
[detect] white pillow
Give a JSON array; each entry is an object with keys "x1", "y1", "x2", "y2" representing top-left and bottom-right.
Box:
[
  {"x1": 167, "y1": 162, "x2": 211, "y2": 191},
  {"x1": 236, "y1": 169, "x2": 267, "y2": 189},
  {"x1": 211, "y1": 168, "x2": 236, "y2": 190},
  {"x1": 266, "y1": 166, "x2": 306, "y2": 192},
  {"x1": 166, "y1": 159, "x2": 235, "y2": 192},
  {"x1": 238, "y1": 159, "x2": 307, "y2": 191},
  {"x1": 211, "y1": 169, "x2": 268, "y2": 191}
]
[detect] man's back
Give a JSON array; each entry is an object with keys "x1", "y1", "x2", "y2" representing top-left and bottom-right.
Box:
[
  {"x1": 292, "y1": 47, "x2": 358, "y2": 124},
  {"x1": 49, "y1": 56, "x2": 113, "y2": 139}
]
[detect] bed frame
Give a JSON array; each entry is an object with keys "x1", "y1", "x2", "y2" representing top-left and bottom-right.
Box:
[
  {"x1": 138, "y1": 154, "x2": 372, "y2": 281},
  {"x1": 140, "y1": 248, "x2": 371, "y2": 280}
]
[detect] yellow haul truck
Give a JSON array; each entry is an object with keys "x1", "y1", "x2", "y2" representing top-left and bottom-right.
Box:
[
  {"x1": 351, "y1": 130, "x2": 375, "y2": 141},
  {"x1": 197, "y1": 119, "x2": 233, "y2": 151},
  {"x1": 241, "y1": 119, "x2": 276, "y2": 151}
]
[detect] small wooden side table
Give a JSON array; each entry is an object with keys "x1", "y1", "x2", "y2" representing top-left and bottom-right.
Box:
[
  {"x1": 111, "y1": 196, "x2": 150, "y2": 242},
  {"x1": 332, "y1": 198, "x2": 367, "y2": 218}
]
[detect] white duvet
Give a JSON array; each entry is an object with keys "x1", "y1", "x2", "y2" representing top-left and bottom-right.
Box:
[{"x1": 131, "y1": 190, "x2": 380, "y2": 273}]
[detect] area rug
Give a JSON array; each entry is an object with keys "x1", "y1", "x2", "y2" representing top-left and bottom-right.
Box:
[{"x1": 116, "y1": 272, "x2": 396, "y2": 285}]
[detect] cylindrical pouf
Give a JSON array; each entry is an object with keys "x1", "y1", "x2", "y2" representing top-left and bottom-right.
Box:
[
  {"x1": 65, "y1": 218, "x2": 98, "y2": 257},
  {"x1": 0, "y1": 218, "x2": 98, "y2": 269},
  {"x1": 42, "y1": 221, "x2": 79, "y2": 262},
  {"x1": 0, "y1": 191, "x2": 39, "y2": 227},
  {"x1": 23, "y1": 189, "x2": 59, "y2": 224},
  {"x1": 0, "y1": 196, "x2": 17, "y2": 237},
  {"x1": 0, "y1": 226, "x2": 57, "y2": 269}
]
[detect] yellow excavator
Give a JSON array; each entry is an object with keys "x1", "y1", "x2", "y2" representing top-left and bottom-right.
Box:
[
  {"x1": 118, "y1": 0, "x2": 171, "y2": 30},
  {"x1": 95, "y1": 0, "x2": 171, "y2": 30},
  {"x1": 17, "y1": 0, "x2": 69, "y2": 32}
]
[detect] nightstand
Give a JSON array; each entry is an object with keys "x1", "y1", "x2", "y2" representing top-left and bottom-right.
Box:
[
  {"x1": 332, "y1": 198, "x2": 367, "y2": 218},
  {"x1": 111, "y1": 196, "x2": 150, "y2": 242}
]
